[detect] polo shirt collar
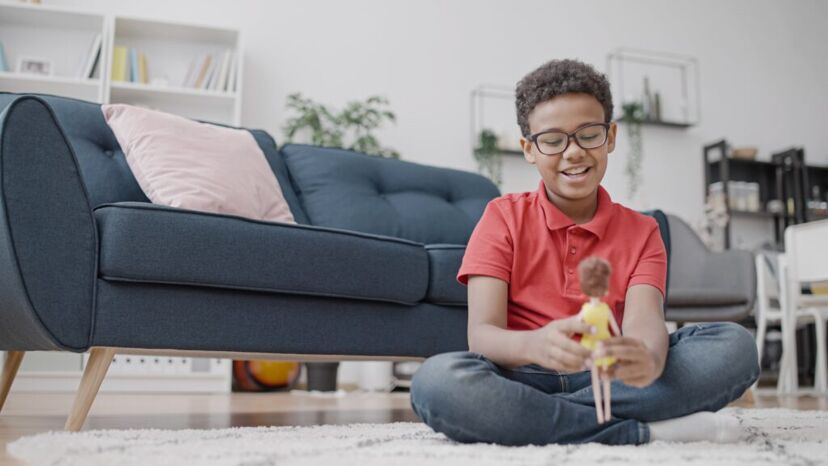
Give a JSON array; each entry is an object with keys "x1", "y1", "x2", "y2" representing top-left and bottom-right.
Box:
[{"x1": 537, "y1": 181, "x2": 614, "y2": 239}]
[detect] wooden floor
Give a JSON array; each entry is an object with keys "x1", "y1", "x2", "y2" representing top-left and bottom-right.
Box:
[{"x1": 0, "y1": 389, "x2": 825, "y2": 465}]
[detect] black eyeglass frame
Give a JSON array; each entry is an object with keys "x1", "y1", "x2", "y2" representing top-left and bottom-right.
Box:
[{"x1": 528, "y1": 122, "x2": 611, "y2": 156}]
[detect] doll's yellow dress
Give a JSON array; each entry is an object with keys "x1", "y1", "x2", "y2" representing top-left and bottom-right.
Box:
[{"x1": 579, "y1": 301, "x2": 616, "y2": 368}]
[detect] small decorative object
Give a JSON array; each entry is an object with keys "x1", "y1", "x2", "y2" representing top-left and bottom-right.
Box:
[
  {"x1": 359, "y1": 361, "x2": 394, "y2": 392},
  {"x1": 731, "y1": 147, "x2": 758, "y2": 160},
  {"x1": 577, "y1": 256, "x2": 620, "y2": 424},
  {"x1": 766, "y1": 199, "x2": 785, "y2": 215},
  {"x1": 283, "y1": 93, "x2": 399, "y2": 158},
  {"x1": 621, "y1": 102, "x2": 644, "y2": 200},
  {"x1": 232, "y1": 360, "x2": 300, "y2": 392},
  {"x1": 17, "y1": 57, "x2": 52, "y2": 76},
  {"x1": 698, "y1": 196, "x2": 729, "y2": 249},
  {"x1": 305, "y1": 361, "x2": 340, "y2": 392},
  {"x1": 473, "y1": 128, "x2": 503, "y2": 188},
  {"x1": 607, "y1": 48, "x2": 700, "y2": 126},
  {"x1": 392, "y1": 361, "x2": 421, "y2": 389}
]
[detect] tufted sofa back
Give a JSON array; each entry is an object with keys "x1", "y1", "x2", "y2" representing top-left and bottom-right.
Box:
[
  {"x1": 0, "y1": 93, "x2": 499, "y2": 244},
  {"x1": 280, "y1": 144, "x2": 500, "y2": 245}
]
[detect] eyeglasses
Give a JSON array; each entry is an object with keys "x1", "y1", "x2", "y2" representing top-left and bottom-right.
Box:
[{"x1": 529, "y1": 123, "x2": 610, "y2": 156}]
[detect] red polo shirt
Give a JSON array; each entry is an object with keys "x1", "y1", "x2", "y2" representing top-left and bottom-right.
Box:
[{"x1": 457, "y1": 181, "x2": 667, "y2": 330}]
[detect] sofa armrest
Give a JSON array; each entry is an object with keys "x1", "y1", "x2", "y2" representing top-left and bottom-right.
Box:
[
  {"x1": 664, "y1": 213, "x2": 756, "y2": 321},
  {"x1": 0, "y1": 96, "x2": 97, "y2": 351}
]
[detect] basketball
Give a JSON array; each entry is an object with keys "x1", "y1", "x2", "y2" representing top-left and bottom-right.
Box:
[{"x1": 232, "y1": 360, "x2": 301, "y2": 392}]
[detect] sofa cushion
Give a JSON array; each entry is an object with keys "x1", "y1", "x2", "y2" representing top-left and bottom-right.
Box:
[
  {"x1": 425, "y1": 245, "x2": 467, "y2": 306},
  {"x1": 666, "y1": 288, "x2": 748, "y2": 307},
  {"x1": 280, "y1": 144, "x2": 500, "y2": 244},
  {"x1": 93, "y1": 280, "x2": 469, "y2": 358},
  {"x1": 94, "y1": 202, "x2": 428, "y2": 305},
  {"x1": 101, "y1": 104, "x2": 295, "y2": 224}
]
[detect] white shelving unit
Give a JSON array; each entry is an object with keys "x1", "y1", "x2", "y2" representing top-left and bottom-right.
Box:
[
  {"x1": 0, "y1": 1, "x2": 243, "y2": 125},
  {"x1": 0, "y1": 1, "x2": 242, "y2": 393},
  {"x1": 0, "y1": 2, "x2": 106, "y2": 102},
  {"x1": 107, "y1": 15, "x2": 242, "y2": 125}
]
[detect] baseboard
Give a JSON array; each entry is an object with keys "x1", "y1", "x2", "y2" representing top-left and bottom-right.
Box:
[{"x1": 11, "y1": 371, "x2": 231, "y2": 393}]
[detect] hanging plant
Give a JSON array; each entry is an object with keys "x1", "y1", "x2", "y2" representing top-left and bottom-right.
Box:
[
  {"x1": 621, "y1": 102, "x2": 645, "y2": 200},
  {"x1": 473, "y1": 129, "x2": 503, "y2": 188}
]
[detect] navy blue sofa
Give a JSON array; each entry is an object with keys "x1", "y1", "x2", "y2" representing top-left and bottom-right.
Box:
[{"x1": 0, "y1": 93, "x2": 671, "y2": 429}]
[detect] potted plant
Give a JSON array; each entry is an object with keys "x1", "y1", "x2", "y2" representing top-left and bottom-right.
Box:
[
  {"x1": 283, "y1": 93, "x2": 399, "y2": 158},
  {"x1": 621, "y1": 102, "x2": 644, "y2": 200},
  {"x1": 474, "y1": 128, "x2": 503, "y2": 188}
]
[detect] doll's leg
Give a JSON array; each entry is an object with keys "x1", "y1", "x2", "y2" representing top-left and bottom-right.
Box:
[
  {"x1": 591, "y1": 368, "x2": 604, "y2": 423},
  {"x1": 603, "y1": 376, "x2": 611, "y2": 421}
]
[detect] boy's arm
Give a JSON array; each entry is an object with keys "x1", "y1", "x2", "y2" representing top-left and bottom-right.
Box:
[
  {"x1": 621, "y1": 284, "x2": 668, "y2": 368},
  {"x1": 467, "y1": 276, "x2": 531, "y2": 369},
  {"x1": 600, "y1": 284, "x2": 668, "y2": 386},
  {"x1": 467, "y1": 275, "x2": 592, "y2": 371}
]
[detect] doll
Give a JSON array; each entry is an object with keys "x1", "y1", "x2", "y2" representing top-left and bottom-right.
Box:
[{"x1": 577, "y1": 256, "x2": 621, "y2": 424}]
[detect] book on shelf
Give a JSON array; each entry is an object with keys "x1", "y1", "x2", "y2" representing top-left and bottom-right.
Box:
[
  {"x1": 129, "y1": 48, "x2": 138, "y2": 83},
  {"x1": 211, "y1": 50, "x2": 227, "y2": 91},
  {"x1": 193, "y1": 54, "x2": 213, "y2": 89},
  {"x1": 112, "y1": 46, "x2": 150, "y2": 84},
  {"x1": 111, "y1": 46, "x2": 128, "y2": 82},
  {"x1": 78, "y1": 33, "x2": 102, "y2": 79},
  {"x1": 213, "y1": 50, "x2": 233, "y2": 92},
  {"x1": 0, "y1": 40, "x2": 9, "y2": 73},
  {"x1": 227, "y1": 51, "x2": 237, "y2": 93},
  {"x1": 181, "y1": 51, "x2": 236, "y2": 92},
  {"x1": 138, "y1": 51, "x2": 148, "y2": 84},
  {"x1": 202, "y1": 55, "x2": 218, "y2": 90},
  {"x1": 182, "y1": 56, "x2": 198, "y2": 88}
]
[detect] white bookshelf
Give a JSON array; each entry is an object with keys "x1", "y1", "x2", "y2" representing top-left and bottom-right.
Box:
[
  {"x1": 0, "y1": 2, "x2": 106, "y2": 102},
  {"x1": 107, "y1": 15, "x2": 242, "y2": 125},
  {"x1": 0, "y1": 1, "x2": 242, "y2": 393},
  {"x1": 0, "y1": 1, "x2": 243, "y2": 125}
]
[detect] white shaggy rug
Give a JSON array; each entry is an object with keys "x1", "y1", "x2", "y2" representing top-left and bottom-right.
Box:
[{"x1": 7, "y1": 408, "x2": 828, "y2": 466}]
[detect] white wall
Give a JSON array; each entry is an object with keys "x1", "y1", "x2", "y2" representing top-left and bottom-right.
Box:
[
  {"x1": 48, "y1": 0, "x2": 828, "y2": 224},
  {"x1": 28, "y1": 0, "x2": 828, "y2": 383}
]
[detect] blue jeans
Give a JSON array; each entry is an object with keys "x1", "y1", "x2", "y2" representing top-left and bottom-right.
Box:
[{"x1": 410, "y1": 322, "x2": 760, "y2": 446}]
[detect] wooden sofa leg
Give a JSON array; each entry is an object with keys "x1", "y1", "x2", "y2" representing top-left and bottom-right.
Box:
[
  {"x1": 0, "y1": 351, "x2": 25, "y2": 413},
  {"x1": 65, "y1": 348, "x2": 115, "y2": 431}
]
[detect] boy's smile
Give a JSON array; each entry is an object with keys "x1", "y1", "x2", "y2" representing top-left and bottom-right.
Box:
[{"x1": 519, "y1": 93, "x2": 617, "y2": 223}]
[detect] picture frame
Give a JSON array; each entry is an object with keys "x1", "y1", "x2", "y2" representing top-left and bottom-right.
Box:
[{"x1": 17, "y1": 56, "x2": 53, "y2": 76}]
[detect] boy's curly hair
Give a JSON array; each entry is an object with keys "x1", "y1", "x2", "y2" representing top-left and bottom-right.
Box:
[{"x1": 515, "y1": 59, "x2": 613, "y2": 137}]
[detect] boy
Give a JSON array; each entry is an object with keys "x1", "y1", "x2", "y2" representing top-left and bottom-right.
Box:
[{"x1": 410, "y1": 59, "x2": 759, "y2": 446}]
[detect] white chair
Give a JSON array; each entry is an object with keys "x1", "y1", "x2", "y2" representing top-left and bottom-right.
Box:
[
  {"x1": 753, "y1": 252, "x2": 805, "y2": 393},
  {"x1": 777, "y1": 219, "x2": 828, "y2": 395},
  {"x1": 753, "y1": 251, "x2": 785, "y2": 392}
]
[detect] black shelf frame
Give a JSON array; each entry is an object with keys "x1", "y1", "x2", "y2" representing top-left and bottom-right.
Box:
[
  {"x1": 703, "y1": 139, "x2": 828, "y2": 250},
  {"x1": 618, "y1": 116, "x2": 694, "y2": 129},
  {"x1": 703, "y1": 139, "x2": 784, "y2": 249}
]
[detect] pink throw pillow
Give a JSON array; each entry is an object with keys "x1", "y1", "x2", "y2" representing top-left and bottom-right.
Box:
[{"x1": 102, "y1": 104, "x2": 295, "y2": 224}]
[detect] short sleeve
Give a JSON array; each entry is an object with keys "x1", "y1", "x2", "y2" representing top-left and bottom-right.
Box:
[
  {"x1": 627, "y1": 222, "x2": 668, "y2": 298},
  {"x1": 457, "y1": 200, "x2": 513, "y2": 285}
]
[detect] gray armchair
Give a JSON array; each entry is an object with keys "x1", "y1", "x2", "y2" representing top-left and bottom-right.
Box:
[{"x1": 665, "y1": 214, "x2": 756, "y2": 323}]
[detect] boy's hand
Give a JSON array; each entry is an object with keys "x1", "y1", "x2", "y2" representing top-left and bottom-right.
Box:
[
  {"x1": 596, "y1": 336, "x2": 661, "y2": 387},
  {"x1": 526, "y1": 316, "x2": 594, "y2": 372}
]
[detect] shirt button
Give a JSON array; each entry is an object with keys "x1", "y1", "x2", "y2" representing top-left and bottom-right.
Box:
[
  {"x1": 567, "y1": 268, "x2": 573, "y2": 275},
  {"x1": 570, "y1": 247, "x2": 576, "y2": 255}
]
